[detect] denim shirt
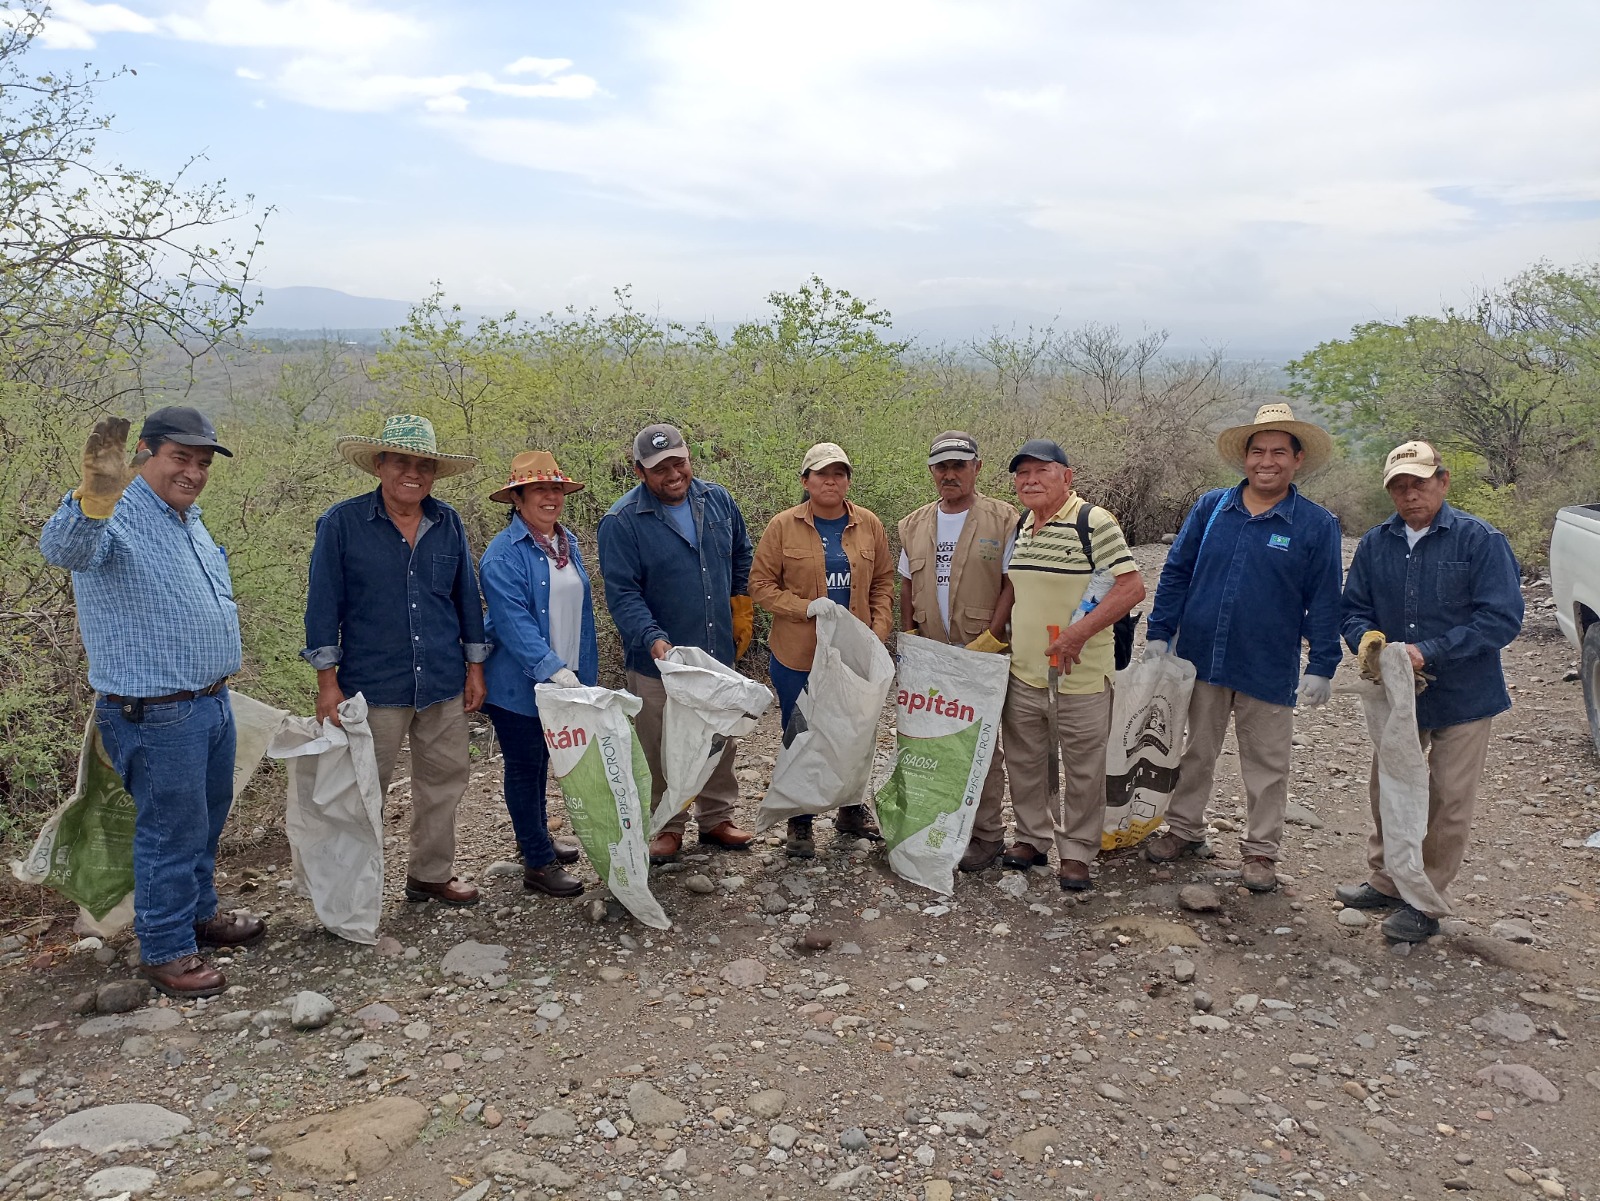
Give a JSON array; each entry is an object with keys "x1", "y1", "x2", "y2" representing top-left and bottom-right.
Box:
[
  {"x1": 1341, "y1": 503, "x2": 1523, "y2": 729},
  {"x1": 1147, "y1": 483, "x2": 1343, "y2": 708},
  {"x1": 39, "y1": 477, "x2": 242, "y2": 697},
  {"x1": 597, "y1": 476, "x2": 753, "y2": 679},
  {"x1": 302, "y1": 487, "x2": 488, "y2": 709},
  {"x1": 479, "y1": 515, "x2": 599, "y2": 717}
]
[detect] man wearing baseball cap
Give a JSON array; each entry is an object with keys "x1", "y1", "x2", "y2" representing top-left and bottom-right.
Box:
[
  {"x1": 598, "y1": 423, "x2": 758, "y2": 863},
  {"x1": 896, "y1": 431, "x2": 1019, "y2": 871},
  {"x1": 1337, "y1": 440, "x2": 1523, "y2": 942},
  {"x1": 40, "y1": 408, "x2": 262, "y2": 998}
]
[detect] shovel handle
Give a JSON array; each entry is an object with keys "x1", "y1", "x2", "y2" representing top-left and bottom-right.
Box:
[{"x1": 1046, "y1": 624, "x2": 1061, "y2": 669}]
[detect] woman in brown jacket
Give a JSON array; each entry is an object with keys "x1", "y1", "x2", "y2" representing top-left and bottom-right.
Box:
[{"x1": 749, "y1": 442, "x2": 895, "y2": 858}]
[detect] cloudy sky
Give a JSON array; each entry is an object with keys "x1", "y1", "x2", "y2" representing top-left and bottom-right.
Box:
[{"x1": 36, "y1": 0, "x2": 1600, "y2": 352}]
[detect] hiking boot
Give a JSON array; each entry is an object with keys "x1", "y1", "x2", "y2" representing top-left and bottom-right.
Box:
[
  {"x1": 786, "y1": 816, "x2": 815, "y2": 859},
  {"x1": 1143, "y1": 831, "x2": 1207, "y2": 864},
  {"x1": 958, "y1": 837, "x2": 1002, "y2": 873},
  {"x1": 1381, "y1": 905, "x2": 1440, "y2": 943},
  {"x1": 1058, "y1": 860, "x2": 1093, "y2": 892},
  {"x1": 523, "y1": 862, "x2": 583, "y2": 897},
  {"x1": 836, "y1": 805, "x2": 883, "y2": 842},
  {"x1": 1334, "y1": 881, "x2": 1402, "y2": 909},
  {"x1": 1001, "y1": 842, "x2": 1049, "y2": 870},
  {"x1": 140, "y1": 953, "x2": 226, "y2": 999},
  {"x1": 1239, "y1": 856, "x2": 1278, "y2": 893}
]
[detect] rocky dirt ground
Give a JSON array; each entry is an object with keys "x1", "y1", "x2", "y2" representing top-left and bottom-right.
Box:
[{"x1": 3, "y1": 543, "x2": 1600, "y2": 1201}]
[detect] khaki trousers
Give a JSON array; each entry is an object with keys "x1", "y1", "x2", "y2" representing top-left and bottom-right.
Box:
[
  {"x1": 1001, "y1": 678, "x2": 1112, "y2": 865},
  {"x1": 972, "y1": 744, "x2": 1007, "y2": 844},
  {"x1": 627, "y1": 670, "x2": 739, "y2": 834},
  {"x1": 1164, "y1": 680, "x2": 1294, "y2": 861},
  {"x1": 1366, "y1": 716, "x2": 1492, "y2": 900},
  {"x1": 367, "y1": 695, "x2": 471, "y2": 883}
]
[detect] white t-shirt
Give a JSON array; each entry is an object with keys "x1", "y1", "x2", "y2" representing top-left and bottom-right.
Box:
[
  {"x1": 547, "y1": 558, "x2": 585, "y2": 671},
  {"x1": 897, "y1": 508, "x2": 970, "y2": 630},
  {"x1": 1404, "y1": 523, "x2": 1428, "y2": 549}
]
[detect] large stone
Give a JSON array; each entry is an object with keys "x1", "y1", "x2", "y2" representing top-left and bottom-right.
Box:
[
  {"x1": 925, "y1": 1182, "x2": 954, "y2": 1201},
  {"x1": 1178, "y1": 884, "x2": 1222, "y2": 913},
  {"x1": 1210, "y1": 1088, "x2": 1252, "y2": 1106},
  {"x1": 1009, "y1": 1124, "x2": 1061, "y2": 1164},
  {"x1": 825, "y1": 1164, "x2": 872, "y2": 1190},
  {"x1": 291, "y1": 991, "x2": 336, "y2": 1031},
  {"x1": 440, "y1": 941, "x2": 508, "y2": 980},
  {"x1": 628, "y1": 1081, "x2": 687, "y2": 1125},
  {"x1": 353, "y1": 1002, "x2": 400, "y2": 1027},
  {"x1": 260, "y1": 1097, "x2": 428, "y2": 1178},
  {"x1": 1284, "y1": 801, "x2": 1324, "y2": 828},
  {"x1": 1093, "y1": 915, "x2": 1200, "y2": 947},
  {"x1": 30, "y1": 1102, "x2": 192, "y2": 1153},
  {"x1": 1325, "y1": 1125, "x2": 1388, "y2": 1167},
  {"x1": 747, "y1": 1089, "x2": 787, "y2": 1121},
  {"x1": 1471, "y1": 1010, "x2": 1536, "y2": 1043},
  {"x1": 526, "y1": 1108, "x2": 579, "y2": 1137},
  {"x1": 177, "y1": 1170, "x2": 223, "y2": 1194},
  {"x1": 478, "y1": 1151, "x2": 578, "y2": 1189},
  {"x1": 95, "y1": 979, "x2": 151, "y2": 1014},
  {"x1": 720, "y1": 958, "x2": 767, "y2": 987},
  {"x1": 1476, "y1": 1063, "x2": 1560, "y2": 1103},
  {"x1": 84, "y1": 1166, "x2": 159, "y2": 1197},
  {"x1": 77, "y1": 1008, "x2": 182, "y2": 1038}
]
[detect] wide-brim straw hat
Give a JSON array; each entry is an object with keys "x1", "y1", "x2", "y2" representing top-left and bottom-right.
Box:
[
  {"x1": 489, "y1": 450, "x2": 585, "y2": 504},
  {"x1": 336, "y1": 414, "x2": 478, "y2": 479},
  {"x1": 1215, "y1": 402, "x2": 1334, "y2": 474}
]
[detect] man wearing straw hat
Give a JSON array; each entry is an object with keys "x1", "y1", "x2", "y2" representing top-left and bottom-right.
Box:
[
  {"x1": 303, "y1": 414, "x2": 489, "y2": 907},
  {"x1": 1143, "y1": 402, "x2": 1343, "y2": 893}
]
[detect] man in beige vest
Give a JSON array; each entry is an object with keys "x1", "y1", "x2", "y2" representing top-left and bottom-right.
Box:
[{"x1": 897, "y1": 431, "x2": 1020, "y2": 871}]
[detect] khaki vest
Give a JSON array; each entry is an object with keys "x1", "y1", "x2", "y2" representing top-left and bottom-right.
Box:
[{"x1": 897, "y1": 493, "x2": 1018, "y2": 645}]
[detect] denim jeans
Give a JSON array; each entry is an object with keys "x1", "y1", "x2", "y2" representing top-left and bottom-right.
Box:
[
  {"x1": 94, "y1": 689, "x2": 236, "y2": 966},
  {"x1": 483, "y1": 703, "x2": 555, "y2": 868},
  {"x1": 769, "y1": 657, "x2": 810, "y2": 733}
]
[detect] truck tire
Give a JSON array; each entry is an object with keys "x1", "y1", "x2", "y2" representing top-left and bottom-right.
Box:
[{"x1": 1585, "y1": 623, "x2": 1600, "y2": 757}]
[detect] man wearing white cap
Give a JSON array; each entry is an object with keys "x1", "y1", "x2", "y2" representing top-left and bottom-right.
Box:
[
  {"x1": 1143, "y1": 403, "x2": 1343, "y2": 893},
  {"x1": 1337, "y1": 440, "x2": 1523, "y2": 942}
]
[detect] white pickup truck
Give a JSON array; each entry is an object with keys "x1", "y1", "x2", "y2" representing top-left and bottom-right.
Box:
[{"x1": 1551, "y1": 503, "x2": 1600, "y2": 753}]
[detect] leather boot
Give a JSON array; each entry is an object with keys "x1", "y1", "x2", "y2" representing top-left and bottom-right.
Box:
[
  {"x1": 403, "y1": 876, "x2": 480, "y2": 906},
  {"x1": 140, "y1": 953, "x2": 226, "y2": 999}
]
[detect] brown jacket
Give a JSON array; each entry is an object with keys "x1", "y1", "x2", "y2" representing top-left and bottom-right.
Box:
[
  {"x1": 750, "y1": 500, "x2": 894, "y2": 670},
  {"x1": 897, "y1": 493, "x2": 1018, "y2": 645}
]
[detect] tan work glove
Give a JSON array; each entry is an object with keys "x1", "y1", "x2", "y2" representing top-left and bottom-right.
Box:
[
  {"x1": 1356, "y1": 630, "x2": 1386, "y2": 683},
  {"x1": 73, "y1": 416, "x2": 141, "y2": 519},
  {"x1": 966, "y1": 630, "x2": 1009, "y2": 654},
  {"x1": 731, "y1": 595, "x2": 754, "y2": 659}
]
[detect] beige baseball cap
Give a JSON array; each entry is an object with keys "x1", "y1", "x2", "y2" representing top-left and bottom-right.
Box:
[
  {"x1": 801, "y1": 442, "x2": 851, "y2": 474},
  {"x1": 1382, "y1": 440, "x2": 1443, "y2": 486}
]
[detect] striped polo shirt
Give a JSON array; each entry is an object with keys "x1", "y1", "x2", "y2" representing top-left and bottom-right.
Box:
[{"x1": 1006, "y1": 491, "x2": 1137, "y2": 694}]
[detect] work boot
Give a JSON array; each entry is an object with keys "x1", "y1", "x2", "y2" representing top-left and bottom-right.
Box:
[
  {"x1": 1334, "y1": 881, "x2": 1402, "y2": 909},
  {"x1": 835, "y1": 805, "x2": 883, "y2": 842},
  {"x1": 523, "y1": 862, "x2": 583, "y2": 897},
  {"x1": 698, "y1": 821, "x2": 755, "y2": 850},
  {"x1": 1381, "y1": 905, "x2": 1440, "y2": 943},
  {"x1": 786, "y1": 815, "x2": 815, "y2": 859},
  {"x1": 648, "y1": 830, "x2": 683, "y2": 865},
  {"x1": 1057, "y1": 860, "x2": 1093, "y2": 892},
  {"x1": 403, "y1": 876, "x2": 480, "y2": 906},
  {"x1": 1143, "y1": 831, "x2": 1207, "y2": 864},
  {"x1": 1000, "y1": 842, "x2": 1049, "y2": 870},
  {"x1": 552, "y1": 836, "x2": 582, "y2": 865},
  {"x1": 140, "y1": 953, "x2": 226, "y2": 999},
  {"x1": 1239, "y1": 856, "x2": 1278, "y2": 893},
  {"x1": 958, "y1": 837, "x2": 1002, "y2": 873},
  {"x1": 194, "y1": 912, "x2": 266, "y2": 947}
]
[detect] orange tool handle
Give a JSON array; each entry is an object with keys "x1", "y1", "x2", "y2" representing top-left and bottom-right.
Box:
[{"x1": 1047, "y1": 624, "x2": 1061, "y2": 668}]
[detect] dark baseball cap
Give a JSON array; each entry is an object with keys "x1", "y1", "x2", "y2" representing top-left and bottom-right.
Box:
[
  {"x1": 632, "y1": 423, "x2": 688, "y2": 469},
  {"x1": 927, "y1": 430, "x2": 979, "y2": 465},
  {"x1": 139, "y1": 406, "x2": 232, "y2": 457},
  {"x1": 1007, "y1": 438, "x2": 1068, "y2": 472}
]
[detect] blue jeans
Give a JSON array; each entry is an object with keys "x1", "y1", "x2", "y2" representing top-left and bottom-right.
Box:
[
  {"x1": 484, "y1": 703, "x2": 555, "y2": 868},
  {"x1": 94, "y1": 689, "x2": 236, "y2": 966},
  {"x1": 769, "y1": 657, "x2": 810, "y2": 734}
]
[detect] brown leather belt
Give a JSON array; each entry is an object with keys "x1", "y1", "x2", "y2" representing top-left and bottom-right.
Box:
[{"x1": 103, "y1": 678, "x2": 228, "y2": 706}]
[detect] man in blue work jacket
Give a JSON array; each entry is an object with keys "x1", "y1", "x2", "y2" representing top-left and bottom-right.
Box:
[
  {"x1": 1337, "y1": 440, "x2": 1523, "y2": 942},
  {"x1": 598, "y1": 423, "x2": 757, "y2": 864},
  {"x1": 1143, "y1": 403, "x2": 1344, "y2": 893}
]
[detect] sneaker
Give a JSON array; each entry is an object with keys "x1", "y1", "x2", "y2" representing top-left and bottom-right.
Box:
[
  {"x1": 1334, "y1": 882, "x2": 1402, "y2": 909},
  {"x1": 1381, "y1": 905, "x2": 1440, "y2": 943},
  {"x1": 958, "y1": 837, "x2": 1002, "y2": 873},
  {"x1": 1239, "y1": 856, "x2": 1278, "y2": 893},
  {"x1": 1143, "y1": 831, "x2": 1207, "y2": 864},
  {"x1": 786, "y1": 815, "x2": 815, "y2": 859},
  {"x1": 835, "y1": 805, "x2": 883, "y2": 842}
]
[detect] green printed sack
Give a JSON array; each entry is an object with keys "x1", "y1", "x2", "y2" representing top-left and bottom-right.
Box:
[
  {"x1": 875, "y1": 634, "x2": 1010, "y2": 896},
  {"x1": 535, "y1": 683, "x2": 670, "y2": 930}
]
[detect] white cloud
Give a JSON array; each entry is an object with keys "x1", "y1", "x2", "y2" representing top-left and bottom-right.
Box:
[{"x1": 505, "y1": 56, "x2": 572, "y2": 77}]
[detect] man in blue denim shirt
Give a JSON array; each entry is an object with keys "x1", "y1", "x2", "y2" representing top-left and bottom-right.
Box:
[
  {"x1": 1143, "y1": 404, "x2": 1343, "y2": 893},
  {"x1": 1337, "y1": 440, "x2": 1524, "y2": 942},
  {"x1": 303, "y1": 415, "x2": 489, "y2": 908},
  {"x1": 598, "y1": 423, "x2": 756, "y2": 863},
  {"x1": 41, "y1": 408, "x2": 263, "y2": 1000}
]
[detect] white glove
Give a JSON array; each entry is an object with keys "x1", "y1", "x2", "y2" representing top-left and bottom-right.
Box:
[
  {"x1": 805, "y1": 597, "x2": 842, "y2": 619},
  {"x1": 1295, "y1": 673, "x2": 1332, "y2": 708},
  {"x1": 1143, "y1": 639, "x2": 1170, "y2": 662},
  {"x1": 548, "y1": 668, "x2": 581, "y2": 688}
]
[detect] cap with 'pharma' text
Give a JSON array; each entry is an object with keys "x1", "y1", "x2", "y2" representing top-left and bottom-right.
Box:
[
  {"x1": 927, "y1": 430, "x2": 979, "y2": 465},
  {"x1": 139, "y1": 406, "x2": 232, "y2": 457},
  {"x1": 1382, "y1": 440, "x2": 1443, "y2": 486},
  {"x1": 632, "y1": 423, "x2": 689, "y2": 469},
  {"x1": 1007, "y1": 438, "x2": 1069, "y2": 472}
]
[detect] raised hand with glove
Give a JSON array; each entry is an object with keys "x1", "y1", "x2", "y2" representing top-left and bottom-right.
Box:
[
  {"x1": 547, "y1": 668, "x2": 581, "y2": 688},
  {"x1": 731, "y1": 594, "x2": 754, "y2": 659},
  {"x1": 1356, "y1": 630, "x2": 1386, "y2": 682},
  {"x1": 805, "y1": 596, "x2": 842, "y2": 620},
  {"x1": 1294, "y1": 673, "x2": 1332, "y2": 708},
  {"x1": 74, "y1": 416, "x2": 146, "y2": 519}
]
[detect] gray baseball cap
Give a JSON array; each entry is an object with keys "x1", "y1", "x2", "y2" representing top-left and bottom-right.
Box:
[
  {"x1": 927, "y1": 430, "x2": 979, "y2": 465},
  {"x1": 632, "y1": 423, "x2": 688, "y2": 469}
]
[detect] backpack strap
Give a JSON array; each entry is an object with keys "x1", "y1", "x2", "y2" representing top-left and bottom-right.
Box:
[
  {"x1": 1073, "y1": 503, "x2": 1096, "y2": 571},
  {"x1": 1196, "y1": 490, "x2": 1229, "y2": 556}
]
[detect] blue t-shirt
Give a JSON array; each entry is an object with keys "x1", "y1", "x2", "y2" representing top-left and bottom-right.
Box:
[
  {"x1": 661, "y1": 499, "x2": 696, "y2": 547},
  {"x1": 814, "y1": 515, "x2": 851, "y2": 607}
]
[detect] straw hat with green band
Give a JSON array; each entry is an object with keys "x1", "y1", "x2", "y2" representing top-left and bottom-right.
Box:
[
  {"x1": 336, "y1": 414, "x2": 478, "y2": 478},
  {"x1": 1214, "y1": 402, "x2": 1334, "y2": 475}
]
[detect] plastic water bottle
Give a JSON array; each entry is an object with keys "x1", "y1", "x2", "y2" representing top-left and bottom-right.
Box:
[{"x1": 1070, "y1": 569, "x2": 1114, "y2": 625}]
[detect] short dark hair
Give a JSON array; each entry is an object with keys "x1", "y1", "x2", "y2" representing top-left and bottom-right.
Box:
[
  {"x1": 1246, "y1": 429, "x2": 1302, "y2": 456},
  {"x1": 141, "y1": 434, "x2": 169, "y2": 456},
  {"x1": 802, "y1": 464, "x2": 852, "y2": 480}
]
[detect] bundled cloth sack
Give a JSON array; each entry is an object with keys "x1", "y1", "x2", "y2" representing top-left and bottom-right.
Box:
[
  {"x1": 12, "y1": 691, "x2": 289, "y2": 937},
  {"x1": 757, "y1": 599, "x2": 897, "y2": 832},
  {"x1": 267, "y1": 693, "x2": 385, "y2": 944},
  {"x1": 875, "y1": 634, "x2": 1010, "y2": 895},
  {"x1": 1101, "y1": 650, "x2": 1197, "y2": 850},
  {"x1": 536, "y1": 682, "x2": 670, "y2": 930},
  {"x1": 1347, "y1": 643, "x2": 1452, "y2": 918},
  {"x1": 651, "y1": 646, "x2": 773, "y2": 837}
]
